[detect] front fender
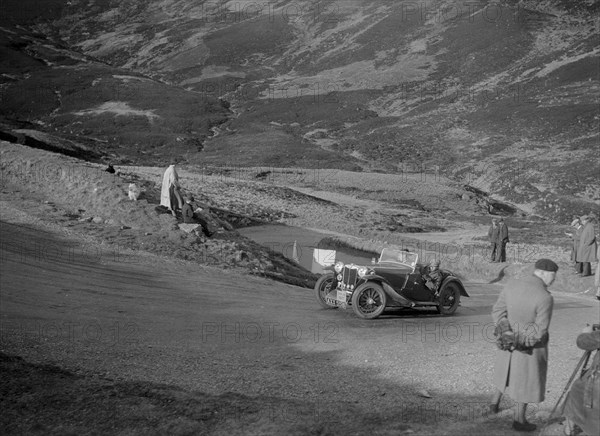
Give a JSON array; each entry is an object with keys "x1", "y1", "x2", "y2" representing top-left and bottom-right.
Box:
[
  {"x1": 358, "y1": 274, "x2": 390, "y2": 289},
  {"x1": 442, "y1": 277, "x2": 469, "y2": 297},
  {"x1": 359, "y1": 275, "x2": 415, "y2": 306}
]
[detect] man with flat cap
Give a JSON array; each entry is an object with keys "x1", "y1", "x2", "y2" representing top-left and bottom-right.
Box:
[{"x1": 489, "y1": 258, "x2": 558, "y2": 432}]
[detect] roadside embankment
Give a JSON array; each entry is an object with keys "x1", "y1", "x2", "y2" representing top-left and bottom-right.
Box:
[
  {"x1": 0, "y1": 142, "x2": 317, "y2": 287},
  {"x1": 1, "y1": 141, "x2": 163, "y2": 230}
]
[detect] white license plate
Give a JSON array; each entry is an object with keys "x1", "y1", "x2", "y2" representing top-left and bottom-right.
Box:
[{"x1": 336, "y1": 290, "x2": 346, "y2": 302}]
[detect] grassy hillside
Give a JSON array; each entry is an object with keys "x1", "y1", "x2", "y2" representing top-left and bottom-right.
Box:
[{"x1": 0, "y1": 0, "x2": 598, "y2": 221}]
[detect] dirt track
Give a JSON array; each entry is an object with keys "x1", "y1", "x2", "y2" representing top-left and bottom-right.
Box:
[{"x1": 2, "y1": 211, "x2": 598, "y2": 435}]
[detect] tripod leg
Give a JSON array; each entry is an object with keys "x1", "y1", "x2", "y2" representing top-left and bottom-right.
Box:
[{"x1": 539, "y1": 351, "x2": 592, "y2": 435}]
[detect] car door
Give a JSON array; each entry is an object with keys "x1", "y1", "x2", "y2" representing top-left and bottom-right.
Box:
[{"x1": 401, "y1": 269, "x2": 432, "y2": 302}]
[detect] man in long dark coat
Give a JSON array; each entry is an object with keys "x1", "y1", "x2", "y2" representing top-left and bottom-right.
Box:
[
  {"x1": 488, "y1": 218, "x2": 499, "y2": 262},
  {"x1": 496, "y1": 218, "x2": 509, "y2": 262},
  {"x1": 489, "y1": 258, "x2": 558, "y2": 432},
  {"x1": 596, "y1": 244, "x2": 600, "y2": 299},
  {"x1": 565, "y1": 217, "x2": 582, "y2": 270},
  {"x1": 576, "y1": 215, "x2": 597, "y2": 276}
]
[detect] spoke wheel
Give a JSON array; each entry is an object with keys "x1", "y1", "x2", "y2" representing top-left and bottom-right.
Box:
[
  {"x1": 351, "y1": 283, "x2": 387, "y2": 319},
  {"x1": 314, "y1": 273, "x2": 337, "y2": 309},
  {"x1": 436, "y1": 282, "x2": 461, "y2": 315}
]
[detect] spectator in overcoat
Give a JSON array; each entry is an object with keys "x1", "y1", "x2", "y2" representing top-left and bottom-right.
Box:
[
  {"x1": 565, "y1": 218, "x2": 582, "y2": 270},
  {"x1": 160, "y1": 164, "x2": 184, "y2": 217},
  {"x1": 594, "y1": 244, "x2": 600, "y2": 300},
  {"x1": 488, "y1": 218, "x2": 499, "y2": 262},
  {"x1": 489, "y1": 259, "x2": 558, "y2": 432},
  {"x1": 496, "y1": 218, "x2": 509, "y2": 262},
  {"x1": 576, "y1": 215, "x2": 597, "y2": 276}
]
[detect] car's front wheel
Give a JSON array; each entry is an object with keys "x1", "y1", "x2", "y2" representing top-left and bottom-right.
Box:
[
  {"x1": 351, "y1": 282, "x2": 387, "y2": 319},
  {"x1": 436, "y1": 281, "x2": 461, "y2": 315},
  {"x1": 314, "y1": 273, "x2": 337, "y2": 309}
]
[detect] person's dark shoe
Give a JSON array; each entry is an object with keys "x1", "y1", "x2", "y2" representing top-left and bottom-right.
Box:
[
  {"x1": 489, "y1": 403, "x2": 499, "y2": 414},
  {"x1": 512, "y1": 421, "x2": 536, "y2": 432}
]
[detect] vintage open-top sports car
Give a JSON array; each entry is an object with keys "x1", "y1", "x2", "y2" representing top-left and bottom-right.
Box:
[{"x1": 314, "y1": 248, "x2": 468, "y2": 319}]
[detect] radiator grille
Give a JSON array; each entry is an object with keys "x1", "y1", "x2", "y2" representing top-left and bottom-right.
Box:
[{"x1": 341, "y1": 266, "x2": 358, "y2": 289}]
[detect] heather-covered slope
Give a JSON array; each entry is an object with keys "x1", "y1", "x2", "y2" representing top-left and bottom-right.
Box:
[{"x1": 1, "y1": 0, "x2": 598, "y2": 221}]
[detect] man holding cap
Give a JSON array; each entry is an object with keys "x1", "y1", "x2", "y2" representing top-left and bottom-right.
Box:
[{"x1": 489, "y1": 258, "x2": 558, "y2": 432}]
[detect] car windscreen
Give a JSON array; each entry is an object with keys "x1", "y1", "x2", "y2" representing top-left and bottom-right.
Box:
[{"x1": 378, "y1": 249, "x2": 418, "y2": 268}]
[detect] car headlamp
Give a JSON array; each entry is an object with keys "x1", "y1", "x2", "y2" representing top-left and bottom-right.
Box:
[
  {"x1": 334, "y1": 261, "x2": 344, "y2": 273},
  {"x1": 357, "y1": 266, "x2": 369, "y2": 277},
  {"x1": 336, "y1": 274, "x2": 343, "y2": 281}
]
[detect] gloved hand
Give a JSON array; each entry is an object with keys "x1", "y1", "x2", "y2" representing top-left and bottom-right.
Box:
[{"x1": 494, "y1": 319, "x2": 515, "y2": 351}]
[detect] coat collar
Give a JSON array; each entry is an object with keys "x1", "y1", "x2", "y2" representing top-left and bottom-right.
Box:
[{"x1": 531, "y1": 273, "x2": 550, "y2": 292}]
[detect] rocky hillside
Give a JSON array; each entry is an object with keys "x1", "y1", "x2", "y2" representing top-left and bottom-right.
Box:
[{"x1": 0, "y1": 0, "x2": 598, "y2": 221}]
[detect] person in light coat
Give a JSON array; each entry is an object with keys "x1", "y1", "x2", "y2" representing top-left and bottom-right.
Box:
[
  {"x1": 160, "y1": 164, "x2": 184, "y2": 217},
  {"x1": 489, "y1": 258, "x2": 558, "y2": 432},
  {"x1": 576, "y1": 215, "x2": 597, "y2": 276}
]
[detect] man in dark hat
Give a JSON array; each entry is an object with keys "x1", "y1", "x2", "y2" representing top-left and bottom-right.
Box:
[{"x1": 490, "y1": 258, "x2": 558, "y2": 432}]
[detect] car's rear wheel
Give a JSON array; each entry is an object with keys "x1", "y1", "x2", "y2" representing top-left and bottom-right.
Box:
[
  {"x1": 314, "y1": 273, "x2": 337, "y2": 309},
  {"x1": 352, "y1": 282, "x2": 387, "y2": 319},
  {"x1": 436, "y1": 282, "x2": 461, "y2": 315}
]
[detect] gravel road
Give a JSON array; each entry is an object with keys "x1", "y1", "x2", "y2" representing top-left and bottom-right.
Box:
[{"x1": 1, "y1": 215, "x2": 598, "y2": 435}]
